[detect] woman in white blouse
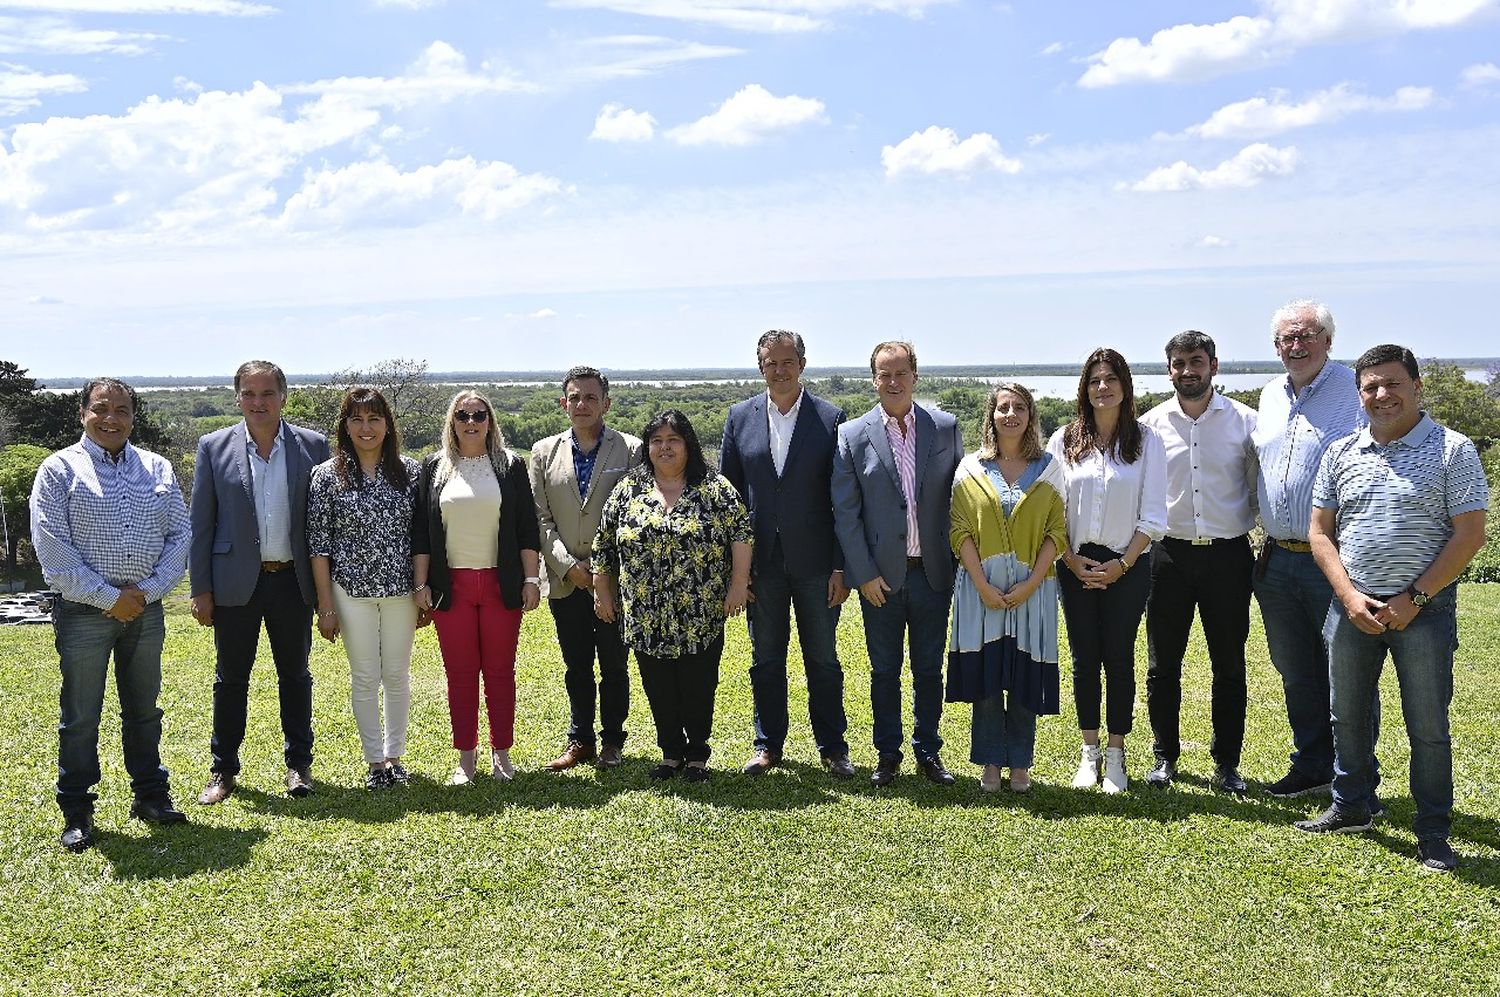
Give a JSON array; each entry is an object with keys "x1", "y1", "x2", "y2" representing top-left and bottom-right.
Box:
[{"x1": 1047, "y1": 348, "x2": 1167, "y2": 794}]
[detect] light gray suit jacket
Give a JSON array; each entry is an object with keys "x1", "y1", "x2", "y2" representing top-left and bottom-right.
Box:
[
  {"x1": 189, "y1": 420, "x2": 329, "y2": 607},
  {"x1": 529, "y1": 426, "x2": 642, "y2": 599}
]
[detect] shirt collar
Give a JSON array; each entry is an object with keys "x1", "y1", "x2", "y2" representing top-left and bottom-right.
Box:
[
  {"x1": 767, "y1": 388, "x2": 804, "y2": 420},
  {"x1": 570, "y1": 426, "x2": 605, "y2": 456},
  {"x1": 1355, "y1": 412, "x2": 1438, "y2": 450},
  {"x1": 1170, "y1": 389, "x2": 1228, "y2": 420},
  {"x1": 79, "y1": 433, "x2": 132, "y2": 465},
  {"x1": 245, "y1": 420, "x2": 286, "y2": 454},
  {"x1": 882, "y1": 406, "x2": 916, "y2": 433},
  {"x1": 1282, "y1": 359, "x2": 1335, "y2": 402}
]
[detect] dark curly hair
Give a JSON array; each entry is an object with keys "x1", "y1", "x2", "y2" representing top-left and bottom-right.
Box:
[{"x1": 637, "y1": 408, "x2": 710, "y2": 487}]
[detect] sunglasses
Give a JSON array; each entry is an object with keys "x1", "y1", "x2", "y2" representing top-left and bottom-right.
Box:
[{"x1": 454, "y1": 409, "x2": 490, "y2": 424}]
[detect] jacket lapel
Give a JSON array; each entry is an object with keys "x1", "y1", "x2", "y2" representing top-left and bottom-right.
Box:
[
  {"x1": 864, "y1": 408, "x2": 901, "y2": 492},
  {"x1": 913, "y1": 405, "x2": 934, "y2": 502},
  {"x1": 232, "y1": 422, "x2": 258, "y2": 515},
  {"x1": 282, "y1": 423, "x2": 307, "y2": 510},
  {"x1": 779, "y1": 393, "x2": 815, "y2": 477}
]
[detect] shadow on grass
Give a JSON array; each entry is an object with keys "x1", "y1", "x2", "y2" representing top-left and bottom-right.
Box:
[
  {"x1": 95, "y1": 822, "x2": 267, "y2": 879},
  {"x1": 1357, "y1": 813, "x2": 1500, "y2": 888}
]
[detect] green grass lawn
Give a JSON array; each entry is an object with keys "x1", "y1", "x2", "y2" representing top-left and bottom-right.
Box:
[{"x1": 2, "y1": 586, "x2": 1498, "y2": 996}]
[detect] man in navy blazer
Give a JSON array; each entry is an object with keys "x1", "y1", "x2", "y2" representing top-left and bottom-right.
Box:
[
  {"x1": 721, "y1": 330, "x2": 854, "y2": 780},
  {"x1": 832, "y1": 341, "x2": 962, "y2": 787},
  {"x1": 189, "y1": 360, "x2": 330, "y2": 804}
]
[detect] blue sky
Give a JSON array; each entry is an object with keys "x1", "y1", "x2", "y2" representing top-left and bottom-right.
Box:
[{"x1": 2, "y1": 0, "x2": 1498, "y2": 377}]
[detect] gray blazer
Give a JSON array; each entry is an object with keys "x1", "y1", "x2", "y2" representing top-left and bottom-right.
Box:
[
  {"x1": 831, "y1": 403, "x2": 962, "y2": 595},
  {"x1": 189, "y1": 421, "x2": 329, "y2": 607},
  {"x1": 529, "y1": 426, "x2": 642, "y2": 599}
]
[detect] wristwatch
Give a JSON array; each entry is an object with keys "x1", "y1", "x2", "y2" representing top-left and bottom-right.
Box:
[{"x1": 1404, "y1": 584, "x2": 1431, "y2": 608}]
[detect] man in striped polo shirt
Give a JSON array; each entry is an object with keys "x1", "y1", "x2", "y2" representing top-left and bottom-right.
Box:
[{"x1": 1296, "y1": 344, "x2": 1488, "y2": 873}]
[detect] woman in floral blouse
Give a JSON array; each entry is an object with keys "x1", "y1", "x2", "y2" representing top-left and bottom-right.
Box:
[
  {"x1": 592, "y1": 409, "x2": 752, "y2": 783},
  {"x1": 307, "y1": 387, "x2": 423, "y2": 790}
]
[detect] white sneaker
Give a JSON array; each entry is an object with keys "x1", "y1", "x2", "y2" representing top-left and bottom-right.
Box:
[
  {"x1": 1071, "y1": 744, "x2": 1102, "y2": 788},
  {"x1": 1102, "y1": 746, "x2": 1128, "y2": 794}
]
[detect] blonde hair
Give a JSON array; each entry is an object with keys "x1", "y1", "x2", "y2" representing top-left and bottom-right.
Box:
[
  {"x1": 977, "y1": 382, "x2": 1044, "y2": 462},
  {"x1": 436, "y1": 389, "x2": 508, "y2": 483}
]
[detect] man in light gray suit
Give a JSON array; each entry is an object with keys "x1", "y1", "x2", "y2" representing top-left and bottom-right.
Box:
[
  {"x1": 530, "y1": 366, "x2": 642, "y2": 770},
  {"x1": 190, "y1": 360, "x2": 330, "y2": 803},
  {"x1": 832, "y1": 341, "x2": 963, "y2": 787}
]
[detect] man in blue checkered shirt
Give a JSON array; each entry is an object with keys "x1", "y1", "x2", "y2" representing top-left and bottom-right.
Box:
[{"x1": 29, "y1": 377, "x2": 191, "y2": 852}]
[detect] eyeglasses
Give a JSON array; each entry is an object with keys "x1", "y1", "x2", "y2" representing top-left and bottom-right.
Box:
[
  {"x1": 1275, "y1": 332, "x2": 1322, "y2": 348},
  {"x1": 454, "y1": 409, "x2": 489, "y2": 424}
]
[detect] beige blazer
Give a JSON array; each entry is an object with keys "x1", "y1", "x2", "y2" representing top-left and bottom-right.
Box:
[{"x1": 529, "y1": 426, "x2": 643, "y2": 599}]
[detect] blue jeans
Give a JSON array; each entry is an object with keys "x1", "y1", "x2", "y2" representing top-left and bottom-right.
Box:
[
  {"x1": 861, "y1": 563, "x2": 949, "y2": 759},
  {"x1": 970, "y1": 694, "x2": 1036, "y2": 768},
  {"x1": 53, "y1": 598, "x2": 170, "y2": 817},
  {"x1": 1327, "y1": 588, "x2": 1457, "y2": 840},
  {"x1": 747, "y1": 546, "x2": 848, "y2": 757}
]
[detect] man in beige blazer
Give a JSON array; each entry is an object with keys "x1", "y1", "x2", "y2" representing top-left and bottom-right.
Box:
[{"x1": 530, "y1": 366, "x2": 643, "y2": 769}]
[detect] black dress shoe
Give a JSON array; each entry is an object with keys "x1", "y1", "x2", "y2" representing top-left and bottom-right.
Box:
[
  {"x1": 1145, "y1": 758, "x2": 1175, "y2": 789},
  {"x1": 285, "y1": 766, "x2": 314, "y2": 798},
  {"x1": 1214, "y1": 765, "x2": 1248, "y2": 795},
  {"x1": 822, "y1": 754, "x2": 856, "y2": 780},
  {"x1": 742, "y1": 748, "x2": 781, "y2": 776},
  {"x1": 130, "y1": 796, "x2": 188, "y2": 824},
  {"x1": 870, "y1": 754, "x2": 901, "y2": 787},
  {"x1": 917, "y1": 755, "x2": 956, "y2": 787},
  {"x1": 60, "y1": 814, "x2": 94, "y2": 853}
]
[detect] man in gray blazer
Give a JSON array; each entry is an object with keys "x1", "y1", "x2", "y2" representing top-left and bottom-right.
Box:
[
  {"x1": 721, "y1": 330, "x2": 854, "y2": 779},
  {"x1": 832, "y1": 341, "x2": 962, "y2": 787},
  {"x1": 530, "y1": 366, "x2": 642, "y2": 770},
  {"x1": 190, "y1": 360, "x2": 330, "y2": 803}
]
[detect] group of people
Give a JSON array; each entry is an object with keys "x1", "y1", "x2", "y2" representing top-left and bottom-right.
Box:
[{"x1": 30, "y1": 299, "x2": 1489, "y2": 874}]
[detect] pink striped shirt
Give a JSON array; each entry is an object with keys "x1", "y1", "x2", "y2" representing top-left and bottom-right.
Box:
[{"x1": 883, "y1": 407, "x2": 921, "y2": 557}]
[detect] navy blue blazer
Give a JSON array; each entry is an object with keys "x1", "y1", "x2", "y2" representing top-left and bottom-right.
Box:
[
  {"x1": 720, "y1": 389, "x2": 846, "y2": 579},
  {"x1": 189, "y1": 421, "x2": 330, "y2": 608},
  {"x1": 831, "y1": 403, "x2": 962, "y2": 595}
]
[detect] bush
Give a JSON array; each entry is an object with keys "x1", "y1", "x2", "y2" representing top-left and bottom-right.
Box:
[{"x1": 1461, "y1": 444, "x2": 1500, "y2": 583}]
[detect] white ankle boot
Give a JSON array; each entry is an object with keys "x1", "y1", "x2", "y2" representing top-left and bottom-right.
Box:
[
  {"x1": 1102, "y1": 746, "x2": 1128, "y2": 794},
  {"x1": 1071, "y1": 744, "x2": 1102, "y2": 788}
]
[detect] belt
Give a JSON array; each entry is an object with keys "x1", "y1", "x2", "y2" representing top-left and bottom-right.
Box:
[
  {"x1": 906, "y1": 556, "x2": 923, "y2": 568},
  {"x1": 1165, "y1": 534, "x2": 1248, "y2": 547},
  {"x1": 1274, "y1": 539, "x2": 1313, "y2": 553},
  {"x1": 261, "y1": 560, "x2": 294, "y2": 572}
]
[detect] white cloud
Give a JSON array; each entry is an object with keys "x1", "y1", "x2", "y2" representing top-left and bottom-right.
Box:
[
  {"x1": 0, "y1": 61, "x2": 85, "y2": 115},
  {"x1": 1198, "y1": 234, "x2": 1232, "y2": 248},
  {"x1": 280, "y1": 157, "x2": 567, "y2": 229},
  {"x1": 27, "y1": 293, "x2": 62, "y2": 304},
  {"x1": 881, "y1": 125, "x2": 1021, "y2": 177},
  {"x1": 590, "y1": 102, "x2": 656, "y2": 142},
  {"x1": 1182, "y1": 83, "x2": 1433, "y2": 139},
  {"x1": 372, "y1": 0, "x2": 442, "y2": 7},
  {"x1": 666, "y1": 83, "x2": 825, "y2": 146},
  {"x1": 0, "y1": 16, "x2": 165, "y2": 55},
  {"x1": 1461, "y1": 62, "x2": 1500, "y2": 88},
  {"x1": 1129, "y1": 143, "x2": 1299, "y2": 191},
  {"x1": 528, "y1": 307, "x2": 557, "y2": 318},
  {"x1": 282, "y1": 41, "x2": 535, "y2": 110},
  {"x1": 1038, "y1": 41, "x2": 1063, "y2": 56},
  {"x1": 545, "y1": 0, "x2": 953, "y2": 34},
  {"x1": 1025, "y1": 131, "x2": 1049, "y2": 146},
  {"x1": 0, "y1": 1, "x2": 272, "y2": 13},
  {"x1": 1080, "y1": 0, "x2": 1498, "y2": 87},
  {"x1": 565, "y1": 34, "x2": 742, "y2": 81}
]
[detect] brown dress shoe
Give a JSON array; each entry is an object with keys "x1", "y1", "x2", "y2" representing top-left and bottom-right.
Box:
[
  {"x1": 197, "y1": 773, "x2": 235, "y2": 806},
  {"x1": 597, "y1": 744, "x2": 623, "y2": 768},
  {"x1": 285, "y1": 766, "x2": 314, "y2": 797},
  {"x1": 546, "y1": 741, "x2": 597, "y2": 771},
  {"x1": 742, "y1": 748, "x2": 782, "y2": 775}
]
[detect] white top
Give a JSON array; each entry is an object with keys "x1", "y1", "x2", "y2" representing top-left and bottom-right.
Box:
[
  {"x1": 766, "y1": 388, "x2": 803, "y2": 478},
  {"x1": 1046, "y1": 423, "x2": 1168, "y2": 555},
  {"x1": 440, "y1": 456, "x2": 502, "y2": 569},
  {"x1": 1139, "y1": 391, "x2": 1258, "y2": 541},
  {"x1": 247, "y1": 424, "x2": 293, "y2": 562}
]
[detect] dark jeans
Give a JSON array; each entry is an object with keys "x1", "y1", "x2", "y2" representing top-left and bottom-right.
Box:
[
  {"x1": 53, "y1": 599, "x2": 169, "y2": 817},
  {"x1": 210, "y1": 567, "x2": 315, "y2": 775},
  {"x1": 550, "y1": 587, "x2": 630, "y2": 748},
  {"x1": 861, "y1": 563, "x2": 949, "y2": 760},
  {"x1": 747, "y1": 540, "x2": 848, "y2": 757},
  {"x1": 1145, "y1": 536, "x2": 1253, "y2": 768},
  {"x1": 637, "y1": 634, "x2": 723, "y2": 763},
  {"x1": 1059, "y1": 542, "x2": 1151, "y2": 736}
]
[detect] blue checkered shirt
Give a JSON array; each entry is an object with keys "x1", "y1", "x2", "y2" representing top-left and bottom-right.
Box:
[{"x1": 30, "y1": 435, "x2": 191, "y2": 610}]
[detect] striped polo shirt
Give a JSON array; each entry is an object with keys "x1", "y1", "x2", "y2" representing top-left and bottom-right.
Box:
[{"x1": 1312, "y1": 413, "x2": 1488, "y2": 596}]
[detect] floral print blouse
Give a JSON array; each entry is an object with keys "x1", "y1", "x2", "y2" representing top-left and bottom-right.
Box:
[
  {"x1": 592, "y1": 466, "x2": 752, "y2": 658},
  {"x1": 307, "y1": 455, "x2": 421, "y2": 598}
]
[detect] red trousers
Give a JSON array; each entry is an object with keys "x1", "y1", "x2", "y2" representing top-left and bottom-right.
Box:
[{"x1": 432, "y1": 568, "x2": 520, "y2": 750}]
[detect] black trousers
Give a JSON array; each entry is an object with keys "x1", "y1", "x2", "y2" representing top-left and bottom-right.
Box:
[
  {"x1": 1059, "y1": 542, "x2": 1151, "y2": 736},
  {"x1": 550, "y1": 587, "x2": 630, "y2": 748},
  {"x1": 210, "y1": 568, "x2": 315, "y2": 775},
  {"x1": 636, "y1": 634, "x2": 723, "y2": 763},
  {"x1": 1145, "y1": 536, "x2": 1253, "y2": 768}
]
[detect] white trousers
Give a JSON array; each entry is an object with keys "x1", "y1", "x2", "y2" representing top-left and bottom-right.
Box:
[{"x1": 333, "y1": 582, "x2": 418, "y2": 764}]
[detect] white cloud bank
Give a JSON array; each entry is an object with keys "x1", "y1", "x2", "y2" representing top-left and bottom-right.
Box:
[
  {"x1": 666, "y1": 83, "x2": 825, "y2": 145},
  {"x1": 881, "y1": 125, "x2": 1021, "y2": 177},
  {"x1": 1079, "y1": 0, "x2": 1497, "y2": 87},
  {"x1": 1129, "y1": 143, "x2": 1299, "y2": 191},
  {"x1": 0, "y1": 61, "x2": 85, "y2": 115},
  {"x1": 282, "y1": 40, "x2": 535, "y2": 110},
  {"x1": 546, "y1": 0, "x2": 952, "y2": 34},
  {"x1": 1461, "y1": 62, "x2": 1500, "y2": 88},
  {"x1": 1182, "y1": 83, "x2": 1434, "y2": 139},
  {"x1": 591, "y1": 102, "x2": 656, "y2": 141},
  {"x1": 565, "y1": 35, "x2": 743, "y2": 82},
  {"x1": 0, "y1": 0, "x2": 271, "y2": 13},
  {"x1": 0, "y1": 16, "x2": 165, "y2": 55}
]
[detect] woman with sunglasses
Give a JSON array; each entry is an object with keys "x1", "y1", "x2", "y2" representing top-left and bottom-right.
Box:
[
  {"x1": 308, "y1": 388, "x2": 423, "y2": 789},
  {"x1": 414, "y1": 390, "x2": 541, "y2": 785}
]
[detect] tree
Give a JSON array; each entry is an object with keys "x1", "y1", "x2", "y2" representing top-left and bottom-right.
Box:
[
  {"x1": 1420, "y1": 359, "x2": 1500, "y2": 445},
  {"x1": 307, "y1": 358, "x2": 445, "y2": 450},
  {"x1": 0, "y1": 444, "x2": 49, "y2": 570}
]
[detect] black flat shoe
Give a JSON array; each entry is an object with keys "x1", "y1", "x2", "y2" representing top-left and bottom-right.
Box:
[
  {"x1": 60, "y1": 814, "x2": 94, "y2": 853},
  {"x1": 130, "y1": 796, "x2": 187, "y2": 824},
  {"x1": 648, "y1": 761, "x2": 681, "y2": 781}
]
